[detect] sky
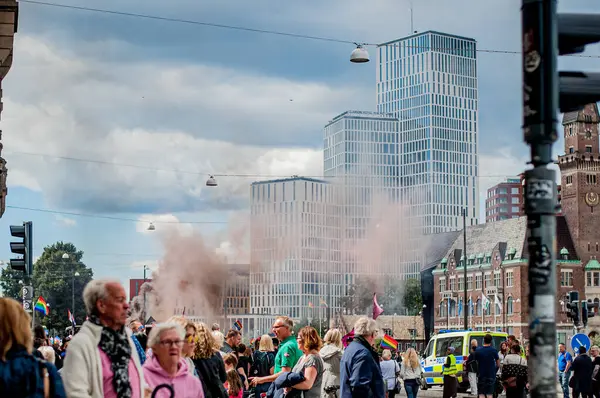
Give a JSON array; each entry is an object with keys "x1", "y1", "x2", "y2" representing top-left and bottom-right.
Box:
[{"x1": 0, "y1": 0, "x2": 599, "y2": 295}]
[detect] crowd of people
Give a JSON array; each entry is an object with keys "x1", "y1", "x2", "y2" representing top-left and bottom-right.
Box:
[
  {"x1": 8, "y1": 277, "x2": 597, "y2": 398},
  {"x1": 558, "y1": 342, "x2": 600, "y2": 398},
  {"x1": 0, "y1": 278, "x2": 429, "y2": 397}
]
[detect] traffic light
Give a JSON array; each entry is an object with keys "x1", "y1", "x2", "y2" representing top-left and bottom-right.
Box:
[
  {"x1": 9, "y1": 221, "x2": 33, "y2": 276},
  {"x1": 582, "y1": 301, "x2": 589, "y2": 327},
  {"x1": 566, "y1": 291, "x2": 580, "y2": 326},
  {"x1": 589, "y1": 300, "x2": 599, "y2": 319},
  {"x1": 558, "y1": 14, "x2": 600, "y2": 112}
]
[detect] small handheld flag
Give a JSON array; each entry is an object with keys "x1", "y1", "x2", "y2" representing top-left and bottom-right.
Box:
[
  {"x1": 67, "y1": 309, "x2": 76, "y2": 328},
  {"x1": 233, "y1": 320, "x2": 243, "y2": 331},
  {"x1": 380, "y1": 334, "x2": 398, "y2": 350},
  {"x1": 319, "y1": 298, "x2": 328, "y2": 307},
  {"x1": 34, "y1": 296, "x2": 49, "y2": 316},
  {"x1": 308, "y1": 302, "x2": 315, "y2": 308}
]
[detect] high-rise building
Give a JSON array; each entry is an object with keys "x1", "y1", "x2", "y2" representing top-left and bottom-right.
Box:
[
  {"x1": 323, "y1": 111, "x2": 419, "y2": 279},
  {"x1": 485, "y1": 178, "x2": 523, "y2": 223},
  {"x1": 376, "y1": 31, "x2": 479, "y2": 234},
  {"x1": 249, "y1": 177, "x2": 341, "y2": 320}
]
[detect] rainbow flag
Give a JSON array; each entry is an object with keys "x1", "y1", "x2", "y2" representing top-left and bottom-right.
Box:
[
  {"x1": 308, "y1": 302, "x2": 315, "y2": 308},
  {"x1": 319, "y1": 298, "x2": 328, "y2": 307},
  {"x1": 380, "y1": 334, "x2": 398, "y2": 350},
  {"x1": 34, "y1": 296, "x2": 49, "y2": 316},
  {"x1": 233, "y1": 320, "x2": 243, "y2": 331}
]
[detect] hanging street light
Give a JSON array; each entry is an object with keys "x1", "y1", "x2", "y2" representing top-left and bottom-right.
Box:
[
  {"x1": 350, "y1": 44, "x2": 370, "y2": 63},
  {"x1": 206, "y1": 175, "x2": 218, "y2": 187},
  {"x1": 147, "y1": 222, "x2": 156, "y2": 231}
]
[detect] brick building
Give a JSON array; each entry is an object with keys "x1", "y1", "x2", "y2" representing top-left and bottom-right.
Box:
[
  {"x1": 129, "y1": 278, "x2": 151, "y2": 301},
  {"x1": 485, "y1": 178, "x2": 523, "y2": 222},
  {"x1": 0, "y1": 1, "x2": 18, "y2": 218},
  {"x1": 558, "y1": 104, "x2": 600, "y2": 305},
  {"x1": 431, "y1": 216, "x2": 582, "y2": 342}
]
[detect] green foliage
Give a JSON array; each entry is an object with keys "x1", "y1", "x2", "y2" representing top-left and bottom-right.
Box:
[
  {"x1": 339, "y1": 276, "x2": 423, "y2": 316},
  {"x1": 32, "y1": 242, "x2": 93, "y2": 331},
  {"x1": 403, "y1": 278, "x2": 423, "y2": 315},
  {"x1": 293, "y1": 317, "x2": 329, "y2": 338},
  {"x1": 0, "y1": 266, "x2": 25, "y2": 300}
]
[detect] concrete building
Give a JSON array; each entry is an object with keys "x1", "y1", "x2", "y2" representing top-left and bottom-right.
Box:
[
  {"x1": 223, "y1": 264, "x2": 250, "y2": 315},
  {"x1": 249, "y1": 177, "x2": 341, "y2": 320},
  {"x1": 0, "y1": 1, "x2": 18, "y2": 218},
  {"x1": 485, "y1": 178, "x2": 523, "y2": 223},
  {"x1": 322, "y1": 111, "x2": 418, "y2": 280},
  {"x1": 431, "y1": 216, "x2": 581, "y2": 342},
  {"x1": 376, "y1": 31, "x2": 479, "y2": 234}
]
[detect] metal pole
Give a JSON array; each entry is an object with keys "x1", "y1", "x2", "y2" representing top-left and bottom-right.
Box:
[
  {"x1": 463, "y1": 209, "x2": 468, "y2": 330},
  {"x1": 143, "y1": 265, "x2": 148, "y2": 323},
  {"x1": 327, "y1": 269, "x2": 331, "y2": 331},
  {"x1": 71, "y1": 269, "x2": 75, "y2": 319},
  {"x1": 522, "y1": 0, "x2": 558, "y2": 396}
]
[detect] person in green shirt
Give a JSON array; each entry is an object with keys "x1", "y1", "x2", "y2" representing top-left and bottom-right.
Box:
[{"x1": 250, "y1": 316, "x2": 303, "y2": 387}]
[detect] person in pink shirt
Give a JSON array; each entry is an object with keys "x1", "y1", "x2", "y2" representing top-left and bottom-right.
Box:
[
  {"x1": 62, "y1": 279, "x2": 145, "y2": 398},
  {"x1": 143, "y1": 322, "x2": 204, "y2": 398}
]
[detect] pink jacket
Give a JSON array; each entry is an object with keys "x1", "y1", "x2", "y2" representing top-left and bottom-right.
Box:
[{"x1": 143, "y1": 356, "x2": 205, "y2": 398}]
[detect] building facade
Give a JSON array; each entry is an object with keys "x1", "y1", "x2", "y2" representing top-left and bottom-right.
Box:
[
  {"x1": 223, "y1": 264, "x2": 250, "y2": 315},
  {"x1": 376, "y1": 31, "x2": 479, "y2": 234},
  {"x1": 249, "y1": 177, "x2": 341, "y2": 320},
  {"x1": 558, "y1": 104, "x2": 600, "y2": 283},
  {"x1": 431, "y1": 216, "x2": 582, "y2": 342},
  {"x1": 322, "y1": 111, "x2": 419, "y2": 280},
  {"x1": 0, "y1": 1, "x2": 18, "y2": 218},
  {"x1": 485, "y1": 178, "x2": 523, "y2": 223},
  {"x1": 129, "y1": 278, "x2": 151, "y2": 301}
]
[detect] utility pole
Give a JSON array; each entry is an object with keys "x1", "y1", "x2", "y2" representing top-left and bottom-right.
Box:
[
  {"x1": 462, "y1": 208, "x2": 468, "y2": 330},
  {"x1": 523, "y1": 2, "x2": 600, "y2": 396},
  {"x1": 143, "y1": 265, "x2": 149, "y2": 323},
  {"x1": 326, "y1": 269, "x2": 331, "y2": 331},
  {"x1": 521, "y1": 1, "x2": 558, "y2": 396}
]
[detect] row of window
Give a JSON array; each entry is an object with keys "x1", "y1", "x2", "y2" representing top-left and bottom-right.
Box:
[
  {"x1": 438, "y1": 296, "x2": 518, "y2": 317},
  {"x1": 565, "y1": 174, "x2": 597, "y2": 185}
]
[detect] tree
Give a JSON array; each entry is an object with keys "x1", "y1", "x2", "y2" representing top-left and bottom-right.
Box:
[
  {"x1": 0, "y1": 266, "x2": 25, "y2": 300},
  {"x1": 403, "y1": 278, "x2": 423, "y2": 315},
  {"x1": 32, "y1": 242, "x2": 94, "y2": 332},
  {"x1": 340, "y1": 276, "x2": 378, "y2": 315},
  {"x1": 293, "y1": 317, "x2": 329, "y2": 338}
]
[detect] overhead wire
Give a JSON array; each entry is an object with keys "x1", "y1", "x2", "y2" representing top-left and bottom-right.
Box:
[
  {"x1": 18, "y1": 0, "x2": 600, "y2": 59},
  {"x1": 5, "y1": 150, "x2": 522, "y2": 179}
]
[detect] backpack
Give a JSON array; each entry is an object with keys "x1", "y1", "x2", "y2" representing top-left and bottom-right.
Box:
[{"x1": 249, "y1": 351, "x2": 274, "y2": 378}]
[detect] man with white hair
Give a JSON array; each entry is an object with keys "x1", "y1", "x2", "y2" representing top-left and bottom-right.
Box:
[
  {"x1": 339, "y1": 316, "x2": 385, "y2": 398},
  {"x1": 62, "y1": 279, "x2": 145, "y2": 398}
]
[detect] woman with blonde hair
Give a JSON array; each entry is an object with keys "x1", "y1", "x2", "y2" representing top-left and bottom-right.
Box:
[
  {"x1": 400, "y1": 347, "x2": 422, "y2": 398},
  {"x1": 192, "y1": 322, "x2": 228, "y2": 398},
  {"x1": 0, "y1": 297, "x2": 66, "y2": 397},
  {"x1": 250, "y1": 334, "x2": 275, "y2": 396},
  {"x1": 320, "y1": 328, "x2": 343, "y2": 398}
]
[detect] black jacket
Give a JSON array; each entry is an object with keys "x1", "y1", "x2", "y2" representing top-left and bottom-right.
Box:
[
  {"x1": 193, "y1": 353, "x2": 228, "y2": 398},
  {"x1": 572, "y1": 353, "x2": 594, "y2": 393}
]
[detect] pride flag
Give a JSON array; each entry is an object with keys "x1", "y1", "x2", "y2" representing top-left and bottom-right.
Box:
[
  {"x1": 233, "y1": 320, "x2": 243, "y2": 331},
  {"x1": 319, "y1": 298, "x2": 328, "y2": 307},
  {"x1": 380, "y1": 334, "x2": 398, "y2": 350},
  {"x1": 34, "y1": 296, "x2": 49, "y2": 316},
  {"x1": 308, "y1": 302, "x2": 315, "y2": 308}
]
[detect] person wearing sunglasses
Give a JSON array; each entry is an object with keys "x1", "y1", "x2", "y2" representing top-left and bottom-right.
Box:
[{"x1": 143, "y1": 323, "x2": 204, "y2": 398}]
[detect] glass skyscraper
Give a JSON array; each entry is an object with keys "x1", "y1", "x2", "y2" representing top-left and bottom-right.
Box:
[{"x1": 377, "y1": 31, "x2": 479, "y2": 234}]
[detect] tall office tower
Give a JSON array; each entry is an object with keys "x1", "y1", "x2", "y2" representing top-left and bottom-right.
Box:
[
  {"x1": 376, "y1": 31, "x2": 479, "y2": 234},
  {"x1": 323, "y1": 111, "x2": 419, "y2": 280},
  {"x1": 249, "y1": 177, "x2": 341, "y2": 320}
]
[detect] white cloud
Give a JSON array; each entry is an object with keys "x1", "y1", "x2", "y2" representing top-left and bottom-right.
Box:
[
  {"x1": 54, "y1": 215, "x2": 77, "y2": 227},
  {"x1": 1, "y1": 35, "x2": 355, "y2": 213}
]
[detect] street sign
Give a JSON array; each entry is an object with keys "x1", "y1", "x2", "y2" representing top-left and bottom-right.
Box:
[
  {"x1": 571, "y1": 333, "x2": 591, "y2": 353},
  {"x1": 22, "y1": 285, "x2": 33, "y2": 300},
  {"x1": 22, "y1": 300, "x2": 32, "y2": 312}
]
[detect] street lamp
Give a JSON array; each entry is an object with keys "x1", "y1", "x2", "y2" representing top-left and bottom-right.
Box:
[
  {"x1": 147, "y1": 222, "x2": 156, "y2": 231},
  {"x1": 206, "y1": 175, "x2": 218, "y2": 187},
  {"x1": 350, "y1": 44, "x2": 370, "y2": 63}
]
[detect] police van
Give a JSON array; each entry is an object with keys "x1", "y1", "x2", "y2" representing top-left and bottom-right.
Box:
[{"x1": 420, "y1": 330, "x2": 508, "y2": 391}]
